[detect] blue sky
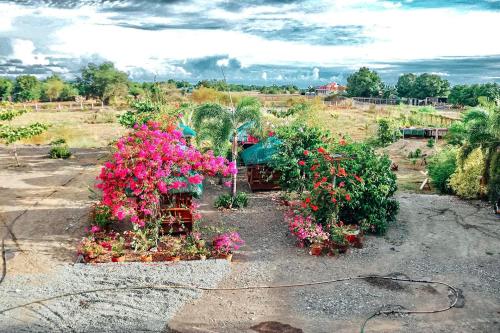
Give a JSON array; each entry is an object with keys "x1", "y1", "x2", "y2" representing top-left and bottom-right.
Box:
[{"x1": 0, "y1": 0, "x2": 499, "y2": 86}]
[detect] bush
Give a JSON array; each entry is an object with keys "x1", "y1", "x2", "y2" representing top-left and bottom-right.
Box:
[
  {"x1": 49, "y1": 139, "x2": 71, "y2": 159},
  {"x1": 427, "y1": 138, "x2": 435, "y2": 148},
  {"x1": 214, "y1": 192, "x2": 248, "y2": 209},
  {"x1": 377, "y1": 118, "x2": 401, "y2": 146},
  {"x1": 449, "y1": 148, "x2": 486, "y2": 199},
  {"x1": 427, "y1": 147, "x2": 457, "y2": 193},
  {"x1": 333, "y1": 142, "x2": 399, "y2": 234},
  {"x1": 270, "y1": 124, "x2": 330, "y2": 192}
]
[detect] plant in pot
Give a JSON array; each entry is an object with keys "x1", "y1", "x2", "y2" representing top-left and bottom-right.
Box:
[
  {"x1": 78, "y1": 238, "x2": 104, "y2": 263},
  {"x1": 329, "y1": 223, "x2": 351, "y2": 254},
  {"x1": 111, "y1": 237, "x2": 126, "y2": 262},
  {"x1": 212, "y1": 232, "x2": 244, "y2": 261}
]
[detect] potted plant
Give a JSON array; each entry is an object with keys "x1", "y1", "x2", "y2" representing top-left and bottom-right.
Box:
[
  {"x1": 78, "y1": 238, "x2": 104, "y2": 263},
  {"x1": 309, "y1": 241, "x2": 324, "y2": 256},
  {"x1": 111, "y1": 237, "x2": 126, "y2": 262},
  {"x1": 212, "y1": 232, "x2": 244, "y2": 261}
]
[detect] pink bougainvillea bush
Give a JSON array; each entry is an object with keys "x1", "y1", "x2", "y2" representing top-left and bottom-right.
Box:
[
  {"x1": 79, "y1": 120, "x2": 244, "y2": 263},
  {"x1": 96, "y1": 121, "x2": 237, "y2": 227}
]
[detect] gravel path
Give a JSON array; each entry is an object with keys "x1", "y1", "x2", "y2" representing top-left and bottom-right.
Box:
[
  {"x1": 0, "y1": 261, "x2": 231, "y2": 333},
  {"x1": 168, "y1": 182, "x2": 500, "y2": 333}
]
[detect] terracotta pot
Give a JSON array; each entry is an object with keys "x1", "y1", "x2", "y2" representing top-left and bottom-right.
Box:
[
  {"x1": 112, "y1": 256, "x2": 125, "y2": 263},
  {"x1": 218, "y1": 253, "x2": 233, "y2": 261},
  {"x1": 140, "y1": 254, "x2": 153, "y2": 262},
  {"x1": 309, "y1": 244, "x2": 323, "y2": 256}
]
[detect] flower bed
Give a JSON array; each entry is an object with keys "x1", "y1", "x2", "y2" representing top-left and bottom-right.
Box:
[{"x1": 79, "y1": 120, "x2": 244, "y2": 263}]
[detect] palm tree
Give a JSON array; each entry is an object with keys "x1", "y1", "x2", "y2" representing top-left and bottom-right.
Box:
[{"x1": 193, "y1": 97, "x2": 262, "y2": 199}]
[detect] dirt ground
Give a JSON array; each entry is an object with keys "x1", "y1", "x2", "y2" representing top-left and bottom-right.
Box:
[{"x1": 1, "y1": 145, "x2": 499, "y2": 333}]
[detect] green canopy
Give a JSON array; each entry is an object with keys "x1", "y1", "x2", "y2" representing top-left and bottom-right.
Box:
[
  {"x1": 179, "y1": 123, "x2": 197, "y2": 137},
  {"x1": 241, "y1": 136, "x2": 282, "y2": 166}
]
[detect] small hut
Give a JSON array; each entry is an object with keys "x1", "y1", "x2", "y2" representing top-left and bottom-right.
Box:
[{"x1": 241, "y1": 137, "x2": 282, "y2": 191}]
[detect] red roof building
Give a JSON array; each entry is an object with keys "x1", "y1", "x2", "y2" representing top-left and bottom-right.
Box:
[{"x1": 315, "y1": 82, "x2": 345, "y2": 95}]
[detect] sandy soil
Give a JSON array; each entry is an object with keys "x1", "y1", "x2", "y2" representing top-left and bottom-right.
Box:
[{"x1": 1, "y1": 145, "x2": 499, "y2": 333}]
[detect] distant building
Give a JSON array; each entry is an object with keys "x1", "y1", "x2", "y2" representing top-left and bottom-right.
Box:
[{"x1": 315, "y1": 82, "x2": 346, "y2": 95}]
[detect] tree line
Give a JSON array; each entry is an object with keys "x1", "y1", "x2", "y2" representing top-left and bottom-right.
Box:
[
  {"x1": 1, "y1": 62, "x2": 498, "y2": 107},
  {"x1": 346, "y1": 67, "x2": 500, "y2": 106}
]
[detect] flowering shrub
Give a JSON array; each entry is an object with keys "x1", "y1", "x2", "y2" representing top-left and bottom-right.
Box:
[
  {"x1": 96, "y1": 121, "x2": 237, "y2": 227},
  {"x1": 212, "y1": 232, "x2": 245, "y2": 255},
  {"x1": 285, "y1": 208, "x2": 328, "y2": 245}
]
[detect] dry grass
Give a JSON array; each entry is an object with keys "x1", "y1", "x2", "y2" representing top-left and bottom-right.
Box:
[{"x1": 9, "y1": 110, "x2": 126, "y2": 148}]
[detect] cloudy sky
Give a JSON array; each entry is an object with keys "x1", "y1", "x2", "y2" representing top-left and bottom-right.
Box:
[{"x1": 0, "y1": 0, "x2": 499, "y2": 86}]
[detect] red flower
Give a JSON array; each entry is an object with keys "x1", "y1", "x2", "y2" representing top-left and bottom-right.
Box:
[
  {"x1": 346, "y1": 234, "x2": 356, "y2": 243},
  {"x1": 310, "y1": 164, "x2": 318, "y2": 171},
  {"x1": 321, "y1": 177, "x2": 327, "y2": 183},
  {"x1": 345, "y1": 194, "x2": 351, "y2": 201},
  {"x1": 313, "y1": 182, "x2": 322, "y2": 189},
  {"x1": 311, "y1": 205, "x2": 318, "y2": 211},
  {"x1": 337, "y1": 168, "x2": 347, "y2": 177},
  {"x1": 331, "y1": 197, "x2": 337, "y2": 203},
  {"x1": 338, "y1": 181, "x2": 345, "y2": 188},
  {"x1": 305, "y1": 197, "x2": 311, "y2": 203},
  {"x1": 354, "y1": 175, "x2": 363, "y2": 182},
  {"x1": 303, "y1": 150, "x2": 309, "y2": 156},
  {"x1": 339, "y1": 139, "x2": 347, "y2": 146},
  {"x1": 268, "y1": 131, "x2": 275, "y2": 137},
  {"x1": 317, "y1": 147, "x2": 326, "y2": 154},
  {"x1": 298, "y1": 160, "x2": 305, "y2": 166}
]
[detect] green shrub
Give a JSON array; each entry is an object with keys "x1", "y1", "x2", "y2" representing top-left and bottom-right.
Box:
[
  {"x1": 408, "y1": 148, "x2": 422, "y2": 159},
  {"x1": 427, "y1": 147, "x2": 457, "y2": 193},
  {"x1": 334, "y1": 142, "x2": 399, "y2": 234},
  {"x1": 488, "y1": 149, "x2": 500, "y2": 204},
  {"x1": 427, "y1": 138, "x2": 435, "y2": 148},
  {"x1": 214, "y1": 192, "x2": 248, "y2": 209},
  {"x1": 49, "y1": 139, "x2": 71, "y2": 159},
  {"x1": 270, "y1": 124, "x2": 329, "y2": 192},
  {"x1": 449, "y1": 148, "x2": 486, "y2": 199},
  {"x1": 376, "y1": 118, "x2": 401, "y2": 146}
]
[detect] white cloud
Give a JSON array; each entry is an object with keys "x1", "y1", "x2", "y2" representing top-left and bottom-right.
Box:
[
  {"x1": 261, "y1": 71, "x2": 267, "y2": 80},
  {"x1": 312, "y1": 68, "x2": 320, "y2": 80},
  {"x1": 1, "y1": 1, "x2": 500, "y2": 77},
  {"x1": 11, "y1": 39, "x2": 49, "y2": 66}
]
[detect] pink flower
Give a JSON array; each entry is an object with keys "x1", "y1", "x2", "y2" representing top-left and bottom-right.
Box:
[
  {"x1": 116, "y1": 210, "x2": 126, "y2": 220},
  {"x1": 224, "y1": 181, "x2": 232, "y2": 188},
  {"x1": 90, "y1": 225, "x2": 101, "y2": 233},
  {"x1": 188, "y1": 174, "x2": 203, "y2": 184},
  {"x1": 298, "y1": 160, "x2": 305, "y2": 166}
]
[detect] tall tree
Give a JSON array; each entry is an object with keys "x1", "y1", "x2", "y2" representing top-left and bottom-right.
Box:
[
  {"x1": 42, "y1": 75, "x2": 65, "y2": 101},
  {"x1": 396, "y1": 73, "x2": 417, "y2": 98},
  {"x1": 346, "y1": 67, "x2": 384, "y2": 97},
  {"x1": 0, "y1": 78, "x2": 13, "y2": 101},
  {"x1": 77, "y1": 62, "x2": 129, "y2": 103},
  {"x1": 13, "y1": 75, "x2": 41, "y2": 102},
  {"x1": 412, "y1": 73, "x2": 450, "y2": 99},
  {"x1": 193, "y1": 97, "x2": 262, "y2": 200}
]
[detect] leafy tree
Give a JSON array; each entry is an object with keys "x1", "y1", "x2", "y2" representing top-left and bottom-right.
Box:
[
  {"x1": 60, "y1": 83, "x2": 79, "y2": 101},
  {"x1": 0, "y1": 108, "x2": 48, "y2": 166},
  {"x1": 0, "y1": 78, "x2": 13, "y2": 101},
  {"x1": 427, "y1": 147, "x2": 458, "y2": 193},
  {"x1": 42, "y1": 75, "x2": 65, "y2": 101},
  {"x1": 346, "y1": 67, "x2": 384, "y2": 97},
  {"x1": 13, "y1": 75, "x2": 41, "y2": 102},
  {"x1": 412, "y1": 73, "x2": 450, "y2": 99},
  {"x1": 396, "y1": 73, "x2": 417, "y2": 98},
  {"x1": 448, "y1": 83, "x2": 500, "y2": 107},
  {"x1": 193, "y1": 97, "x2": 262, "y2": 199},
  {"x1": 77, "y1": 62, "x2": 129, "y2": 103}
]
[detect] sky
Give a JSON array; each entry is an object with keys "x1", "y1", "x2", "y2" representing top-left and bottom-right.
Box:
[{"x1": 0, "y1": 0, "x2": 499, "y2": 86}]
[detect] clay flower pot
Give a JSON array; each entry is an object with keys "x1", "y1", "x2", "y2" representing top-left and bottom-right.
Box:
[
  {"x1": 218, "y1": 253, "x2": 233, "y2": 261},
  {"x1": 112, "y1": 256, "x2": 125, "y2": 263},
  {"x1": 309, "y1": 244, "x2": 323, "y2": 256},
  {"x1": 140, "y1": 254, "x2": 153, "y2": 262}
]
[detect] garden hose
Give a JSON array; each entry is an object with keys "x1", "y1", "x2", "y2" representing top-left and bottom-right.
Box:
[{"x1": 0, "y1": 273, "x2": 459, "y2": 333}]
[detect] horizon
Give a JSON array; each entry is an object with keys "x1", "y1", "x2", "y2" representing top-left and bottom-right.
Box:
[{"x1": 0, "y1": 0, "x2": 499, "y2": 85}]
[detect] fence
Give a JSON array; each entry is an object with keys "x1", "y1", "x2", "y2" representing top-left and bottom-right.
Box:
[{"x1": 14, "y1": 101, "x2": 108, "y2": 112}]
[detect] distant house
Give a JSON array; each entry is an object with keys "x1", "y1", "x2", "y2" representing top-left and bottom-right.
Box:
[{"x1": 315, "y1": 82, "x2": 346, "y2": 95}]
